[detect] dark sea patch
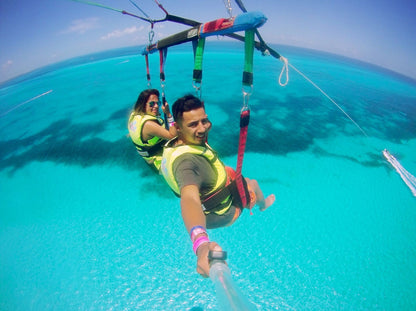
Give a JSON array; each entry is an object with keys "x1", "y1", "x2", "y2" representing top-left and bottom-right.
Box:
[
  {"x1": 1, "y1": 88, "x2": 414, "y2": 174},
  {"x1": 0, "y1": 43, "x2": 415, "y2": 174}
]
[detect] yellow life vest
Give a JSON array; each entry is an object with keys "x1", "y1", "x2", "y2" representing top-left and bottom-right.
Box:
[
  {"x1": 161, "y1": 139, "x2": 232, "y2": 215},
  {"x1": 128, "y1": 112, "x2": 166, "y2": 170}
]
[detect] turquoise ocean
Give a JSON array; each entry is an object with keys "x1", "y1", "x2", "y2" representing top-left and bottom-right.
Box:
[{"x1": 1, "y1": 42, "x2": 415, "y2": 310}]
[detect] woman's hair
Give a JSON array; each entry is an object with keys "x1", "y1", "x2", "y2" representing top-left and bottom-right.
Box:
[
  {"x1": 172, "y1": 94, "x2": 205, "y2": 123},
  {"x1": 134, "y1": 89, "x2": 160, "y2": 114}
]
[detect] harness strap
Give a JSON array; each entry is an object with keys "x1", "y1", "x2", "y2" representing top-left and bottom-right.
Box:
[
  {"x1": 132, "y1": 139, "x2": 165, "y2": 157},
  {"x1": 201, "y1": 183, "x2": 232, "y2": 213},
  {"x1": 145, "y1": 54, "x2": 151, "y2": 87},
  {"x1": 242, "y1": 29, "x2": 255, "y2": 87},
  {"x1": 159, "y1": 48, "x2": 167, "y2": 83},
  {"x1": 235, "y1": 109, "x2": 250, "y2": 209},
  {"x1": 201, "y1": 178, "x2": 250, "y2": 213},
  {"x1": 235, "y1": 29, "x2": 255, "y2": 211},
  {"x1": 159, "y1": 48, "x2": 169, "y2": 129},
  {"x1": 192, "y1": 38, "x2": 205, "y2": 98}
]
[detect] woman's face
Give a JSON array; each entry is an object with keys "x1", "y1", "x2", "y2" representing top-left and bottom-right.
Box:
[{"x1": 145, "y1": 94, "x2": 160, "y2": 116}]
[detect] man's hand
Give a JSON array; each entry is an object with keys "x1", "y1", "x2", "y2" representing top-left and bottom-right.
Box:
[{"x1": 196, "y1": 242, "x2": 222, "y2": 277}]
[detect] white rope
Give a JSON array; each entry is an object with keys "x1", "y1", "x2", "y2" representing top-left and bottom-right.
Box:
[
  {"x1": 223, "y1": 0, "x2": 233, "y2": 17},
  {"x1": 277, "y1": 57, "x2": 415, "y2": 197},
  {"x1": 289, "y1": 62, "x2": 369, "y2": 138},
  {"x1": 278, "y1": 56, "x2": 289, "y2": 86}
]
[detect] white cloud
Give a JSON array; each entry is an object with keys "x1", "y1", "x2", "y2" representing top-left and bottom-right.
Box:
[
  {"x1": 62, "y1": 17, "x2": 99, "y2": 34},
  {"x1": 101, "y1": 26, "x2": 144, "y2": 40},
  {"x1": 2, "y1": 60, "x2": 13, "y2": 70}
]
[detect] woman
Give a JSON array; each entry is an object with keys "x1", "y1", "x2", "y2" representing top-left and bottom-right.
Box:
[{"x1": 128, "y1": 89, "x2": 177, "y2": 172}]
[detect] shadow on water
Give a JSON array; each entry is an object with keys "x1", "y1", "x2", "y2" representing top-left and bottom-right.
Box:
[
  {"x1": 0, "y1": 108, "x2": 143, "y2": 174},
  {"x1": 1, "y1": 92, "x2": 415, "y2": 177}
]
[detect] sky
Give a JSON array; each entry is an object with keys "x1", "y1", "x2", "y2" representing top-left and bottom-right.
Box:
[{"x1": 1, "y1": 0, "x2": 416, "y2": 84}]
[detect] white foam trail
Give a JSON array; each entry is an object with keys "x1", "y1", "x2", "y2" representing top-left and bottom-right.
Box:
[
  {"x1": 383, "y1": 149, "x2": 416, "y2": 197},
  {"x1": 0, "y1": 89, "x2": 53, "y2": 117}
]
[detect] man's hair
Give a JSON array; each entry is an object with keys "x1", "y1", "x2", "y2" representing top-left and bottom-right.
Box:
[{"x1": 172, "y1": 94, "x2": 205, "y2": 123}]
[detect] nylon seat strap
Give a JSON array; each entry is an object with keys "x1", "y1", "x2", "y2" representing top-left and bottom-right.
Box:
[
  {"x1": 159, "y1": 48, "x2": 169, "y2": 128},
  {"x1": 145, "y1": 54, "x2": 151, "y2": 87},
  {"x1": 192, "y1": 38, "x2": 205, "y2": 98},
  {"x1": 235, "y1": 29, "x2": 255, "y2": 211}
]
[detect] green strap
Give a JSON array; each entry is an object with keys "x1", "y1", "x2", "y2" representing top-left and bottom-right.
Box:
[
  {"x1": 243, "y1": 29, "x2": 255, "y2": 87},
  {"x1": 193, "y1": 38, "x2": 205, "y2": 83}
]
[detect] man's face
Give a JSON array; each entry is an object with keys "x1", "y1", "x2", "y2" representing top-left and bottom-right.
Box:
[{"x1": 177, "y1": 107, "x2": 211, "y2": 145}]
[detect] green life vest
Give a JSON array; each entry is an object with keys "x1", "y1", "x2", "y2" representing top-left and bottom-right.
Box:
[
  {"x1": 128, "y1": 112, "x2": 166, "y2": 170},
  {"x1": 161, "y1": 139, "x2": 233, "y2": 215}
]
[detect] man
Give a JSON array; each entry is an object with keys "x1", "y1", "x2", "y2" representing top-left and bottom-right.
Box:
[{"x1": 160, "y1": 94, "x2": 275, "y2": 277}]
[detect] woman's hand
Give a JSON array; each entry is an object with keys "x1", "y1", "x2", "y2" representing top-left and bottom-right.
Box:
[{"x1": 162, "y1": 101, "x2": 171, "y2": 117}]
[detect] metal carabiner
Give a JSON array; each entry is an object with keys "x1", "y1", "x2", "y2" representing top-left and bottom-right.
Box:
[
  {"x1": 192, "y1": 81, "x2": 202, "y2": 99},
  {"x1": 148, "y1": 29, "x2": 155, "y2": 45},
  {"x1": 159, "y1": 82, "x2": 165, "y2": 100},
  {"x1": 242, "y1": 85, "x2": 253, "y2": 110},
  {"x1": 160, "y1": 80, "x2": 166, "y2": 91}
]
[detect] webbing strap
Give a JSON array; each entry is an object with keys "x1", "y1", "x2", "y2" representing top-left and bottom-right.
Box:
[
  {"x1": 132, "y1": 139, "x2": 165, "y2": 157},
  {"x1": 235, "y1": 29, "x2": 255, "y2": 210},
  {"x1": 159, "y1": 48, "x2": 169, "y2": 129},
  {"x1": 159, "y1": 48, "x2": 167, "y2": 82},
  {"x1": 235, "y1": 110, "x2": 250, "y2": 176},
  {"x1": 192, "y1": 38, "x2": 205, "y2": 97},
  {"x1": 242, "y1": 29, "x2": 254, "y2": 87},
  {"x1": 145, "y1": 54, "x2": 151, "y2": 87},
  {"x1": 235, "y1": 109, "x2": 250, "y2": 208},
  {"x1": 201, "y1": 177, "x2": 250, "y2": 212}
]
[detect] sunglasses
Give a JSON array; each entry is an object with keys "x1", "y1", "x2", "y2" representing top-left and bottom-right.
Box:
[{"x1": 148, "y1": 101, "x2": 161, "y2": 108}]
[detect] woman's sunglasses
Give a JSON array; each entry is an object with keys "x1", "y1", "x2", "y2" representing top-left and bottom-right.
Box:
[{"x1": 148, "y1": 101, "x2": 161, "y2": 108}]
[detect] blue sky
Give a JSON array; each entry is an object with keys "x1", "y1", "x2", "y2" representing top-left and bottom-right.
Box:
[{"x1": 1, "y1": 0, "x2": 415, "y2": 83}]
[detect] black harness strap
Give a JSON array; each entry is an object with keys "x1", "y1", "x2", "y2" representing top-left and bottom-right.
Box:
[
  {"x1": 132, "y1": 139, "x2": 165, "y2": 157},
  {"x1": 201, "y1": 177, "x2": 250, "y2": 213}
]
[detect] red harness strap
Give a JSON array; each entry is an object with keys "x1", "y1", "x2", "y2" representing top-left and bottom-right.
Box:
[
  {"x1": 235, "y1": 108, "x2": 250, "y2": 209},
  {"x1": 159, "y1": 48, "x2": 169, "y2": 129},
  {"x1": 144, "y1": 54, "x2": 151, "y2": 87},
  {"x1": 159, "y1": 48, "x2": 167, "y2": 82}
]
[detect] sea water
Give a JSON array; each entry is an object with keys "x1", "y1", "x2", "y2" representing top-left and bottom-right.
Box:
[{"x1": 1, "y1": 42, "x2": 415, "y2": 310}]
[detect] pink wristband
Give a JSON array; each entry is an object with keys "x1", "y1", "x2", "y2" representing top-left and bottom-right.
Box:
[
  {"x1": 192, "y1": 236, "x2": 209, "y2": 254},
  {"x1": 190, "y1": 226, "x2": 207, "y2": 243}
]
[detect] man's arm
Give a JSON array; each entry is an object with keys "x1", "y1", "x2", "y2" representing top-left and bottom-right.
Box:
[
  {"x1": 180, "y1": 184, "x2": 206, "y2": 232},
  {"x1": 180, "y1": 184, "x2": 221, "y2": 277}
]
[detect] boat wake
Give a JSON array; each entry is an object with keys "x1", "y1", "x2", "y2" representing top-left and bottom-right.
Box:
[
  {"x1": 0, "y1": 89, "x2": 53, "y2": 117},
  {"x1": 383, "y1": 149, "x2": 416, "y2": 197}
]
